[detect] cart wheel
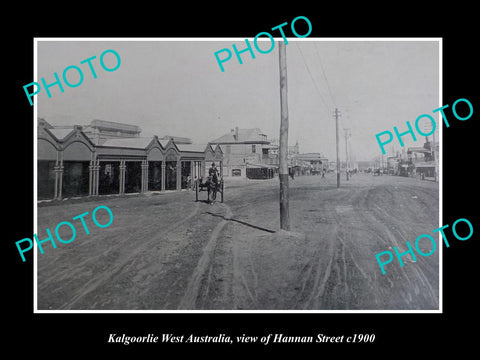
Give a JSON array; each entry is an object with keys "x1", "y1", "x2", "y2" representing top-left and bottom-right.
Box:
[
  {"x1": 195, "y1": 180, "x2": 199, "y2": 202},
  {"x1": 221, "y1": 181, "x2": 224, "y2": 203}
]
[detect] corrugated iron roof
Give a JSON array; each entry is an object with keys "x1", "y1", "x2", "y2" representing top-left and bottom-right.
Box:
[
  {"x1": 175, "y1": 144, "x2": 207, "y2": 153},
  {"x1": 210, "y1": 128, "x2": 269, "y2": 144},
  {"x1": 99, "y1": 137, "x2": 152, "y2": 149}
]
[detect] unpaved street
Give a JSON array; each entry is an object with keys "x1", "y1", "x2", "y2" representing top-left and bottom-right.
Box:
[{"x1": 37, "y1": 173, "x2": 439, "y2": 310}]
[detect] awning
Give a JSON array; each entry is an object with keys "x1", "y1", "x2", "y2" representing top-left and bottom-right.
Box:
[
  {"x1": 246, "y1": 163, "x2": 278, "y2": 169},
  {"x1": 415, "y1": 162, "x2": 435, "y2": 168}
]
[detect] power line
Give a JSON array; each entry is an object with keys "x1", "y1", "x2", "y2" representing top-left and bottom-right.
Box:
[
  {"x1": 314, "y1": 42, "x2": 337, "y2": 108},
  {"x1": 295, "y1": 42, "x2": 331, "y2": 116}
]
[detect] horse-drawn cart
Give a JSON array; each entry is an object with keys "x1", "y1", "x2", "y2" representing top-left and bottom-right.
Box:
[{"x1": 195, "y1": 176, "x2": 224, "y2": 203}]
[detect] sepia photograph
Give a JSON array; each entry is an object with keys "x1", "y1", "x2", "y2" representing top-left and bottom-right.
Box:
[{"x1": 34, "y1": 38, "x2": 440, "y2": 311}]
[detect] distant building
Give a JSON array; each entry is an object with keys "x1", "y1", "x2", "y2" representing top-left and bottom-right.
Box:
[
  {"x1": 209, "y1": 127, "x2": 271, "y2": 178},
  {"x1": 407, "y1": 140, "x2": 439, "y2": 179},
  {"x1": 267, "y1": 139, "x2": 304, "y2": 168},
  {"x1": 356, "y1": 160, "x2": 374, "y2": 171},
  {"x1": 288, "y1": 141, "x2": 300, "y2": 157},
  {"x1": 387, "y1": 156, "x2": 401, "y2": 174},
  {"x1": 292, "y1": 153, "x2": 328, "y2": 174},
  {"x1": 261, "y1": 144, "x2": 280, "y2": 166}
]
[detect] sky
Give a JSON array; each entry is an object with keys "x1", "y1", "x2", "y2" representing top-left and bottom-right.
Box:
[{"x1": 36, "y1": 39, "x2": 440, "y2": 161}]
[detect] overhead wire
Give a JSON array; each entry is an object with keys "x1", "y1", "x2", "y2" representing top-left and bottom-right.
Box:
[
  {"x1": 295, "y1": 41, "x2": 349, "y2": 161},
  {"x1": 314, "y1": 42, "x2": 337, "y2": 109},
  {"x1": 295, "y1": 42, "x2": 332, "y2": 117}
]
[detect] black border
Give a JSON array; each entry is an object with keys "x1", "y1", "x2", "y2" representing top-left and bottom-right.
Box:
[{"x1": 6, "y1": 6, "x2": 478, "y2": 354}]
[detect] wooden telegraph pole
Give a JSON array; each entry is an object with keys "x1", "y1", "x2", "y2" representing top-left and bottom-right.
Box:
[
  {"x1": 278, "y1": 41, "x2": 290, "y2": 231},
  {"x1": 334, "y1": 108, "x2": 341, "y2": 188}
]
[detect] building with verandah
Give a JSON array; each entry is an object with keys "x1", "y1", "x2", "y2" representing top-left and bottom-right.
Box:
[{"x1": 37, "y1": 119, "x2": 223, "y2": 201}]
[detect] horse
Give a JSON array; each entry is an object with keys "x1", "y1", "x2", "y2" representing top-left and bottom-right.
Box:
[{"x1": 206, "y1": 176, "x2": 221, "y2": 202}]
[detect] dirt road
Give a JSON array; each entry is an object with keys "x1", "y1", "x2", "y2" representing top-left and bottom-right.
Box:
[{"x1": 37, "y1": 172, "x2": 439, "y2": 310}]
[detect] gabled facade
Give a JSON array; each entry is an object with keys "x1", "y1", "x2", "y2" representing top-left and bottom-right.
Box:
[{"x1": 37, "y1": 122, "x2": 223, "y2": 201}]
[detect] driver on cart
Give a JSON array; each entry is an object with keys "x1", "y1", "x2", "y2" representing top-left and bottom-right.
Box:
[
  {"x1": 209, "y1": 162, "x2": 219, "y2": 185},
  {"x1": 208, "y1": 163, "x2": 220, "y2": 204}
]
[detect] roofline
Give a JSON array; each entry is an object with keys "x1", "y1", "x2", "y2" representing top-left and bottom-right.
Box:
[
  {"x1": 209, "y1": 141, "x2": 270, "y2": 145},
  {"x1": 42, "y1": 127, "x2": 62, "y2": 142},
  {"x1": 45, "y1": 127, "x2": 97, "y2": 148},
  {"x1": 96, "y1": 145, "x2": 148, "y2": 150}
]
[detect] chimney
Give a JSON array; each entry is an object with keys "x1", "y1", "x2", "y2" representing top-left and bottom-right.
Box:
[{"x1": 235, "y1": 126, "x2": 239, "y2": 142}]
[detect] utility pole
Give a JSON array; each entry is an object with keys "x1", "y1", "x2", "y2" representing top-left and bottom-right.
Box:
[
  {"x1": 344, "y1": 128, "x2": 350, "y2": 181},
  {"x1": 334, "y1": 108, "x2": 341, "y2": 187},
  {"x1": 278, "y1": 41, "x2": 290, "y2": 231}
]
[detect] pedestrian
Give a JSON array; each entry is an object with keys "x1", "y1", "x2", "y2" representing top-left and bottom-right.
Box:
[{"x1": 289, "y1": 168, "x2": 294, "y2": 180}]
